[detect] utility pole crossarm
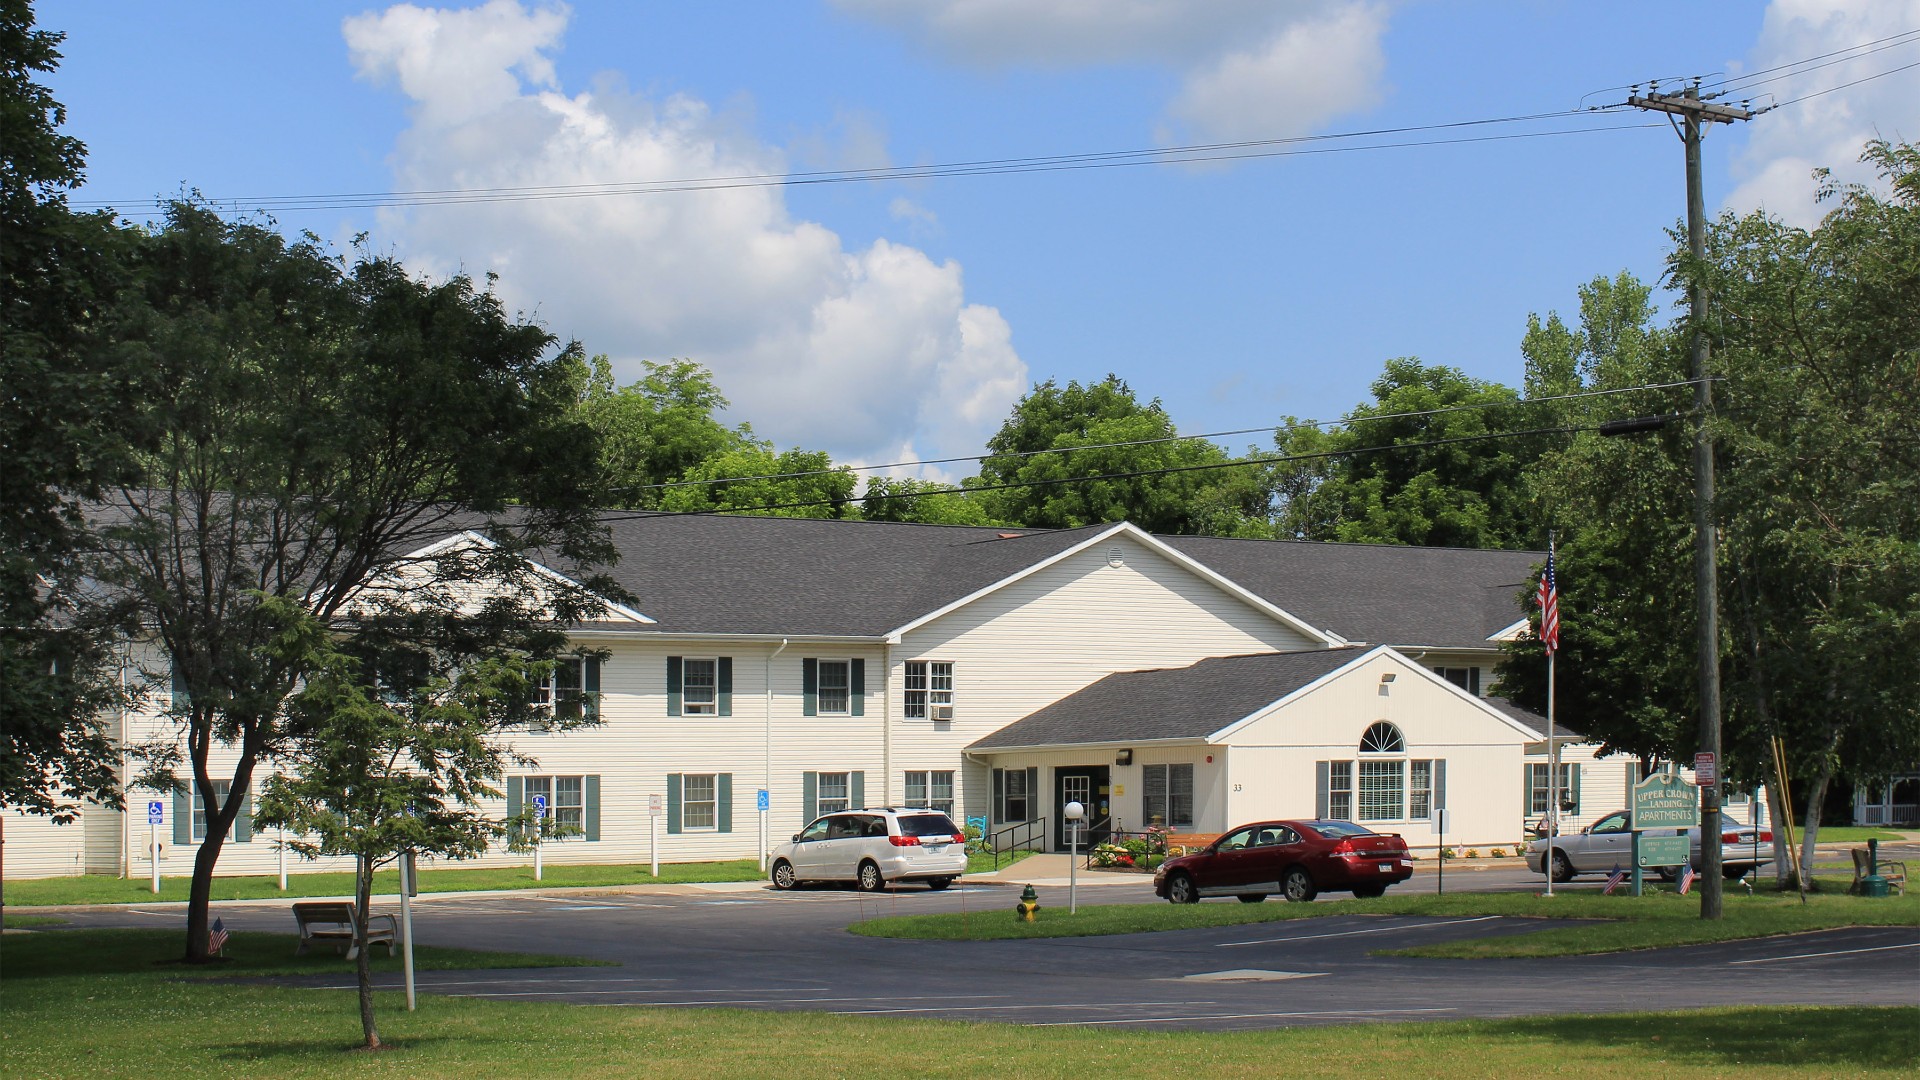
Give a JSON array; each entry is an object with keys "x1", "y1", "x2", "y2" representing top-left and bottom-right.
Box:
[{"x1": 1627, "y1": 93, "x2": 1755, "y2": 124}]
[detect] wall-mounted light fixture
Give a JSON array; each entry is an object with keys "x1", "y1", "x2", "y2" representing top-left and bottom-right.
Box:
[
  {"x1": 1379, "y1": 671, "x2": 1396, "y2": 695},
  {"x1": 1115, "y1": 749, "x2": 1133, "y2": 766}
]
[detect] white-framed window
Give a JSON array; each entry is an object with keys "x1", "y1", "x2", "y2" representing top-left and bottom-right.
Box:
[
  {"x1": 904, "y1": 770, "x2": 955, "y2": 816},
  {"x1": 1327, "y1": 761, "x2": 1353, "y2": 820},
  {"x1": 1409, "y1": 759, "x2": 1434, "y2": 819},
  {"x1": 682, "y1": 657, "x2": 718, "y2": 715},
  {"x1": 1434, "y1": 666, "x2": 1481, "y2": 695},
  {"x1": 525, "y1": 774, "x2": 585, "y2": 831},
  {"x1": 1358, "y1": 760, "x2": 1404, "y2": 821},
  {"x1": 1141, "y1": 763, "x2": 1195, "y2": 828},
  {"x1": 1002, "y1": 769, "x2": 1031, "y2": 822},
  {"x1": 192, "y1": 780, "x2": 232, "y2": 841},
  {"x1": 682, "y1": 773, "x2": 718, "y2": 830},
  {"x1": 904, "y1": 661, "x2": 954, "y2": 719},
  {"x1": 817, "y1": 771, "x2": 852, "y2": 814},
  {"x1": 1359, "y1": 721, "x2": 1405, "y2": 754},
  {"x1": 533, "y1": 657, "x2": 585, "y2": 718},
  {"x1": 1527, "y1": 763, "x2": 1579, "y2": 816},
  {"x1": 817, "y1": 660, "x2": 851, "y2": 715}
]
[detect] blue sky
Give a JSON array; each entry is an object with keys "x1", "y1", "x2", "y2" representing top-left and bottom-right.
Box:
[{"x1": 41, "y1": 1, "x2": 1920, "y2": 474}]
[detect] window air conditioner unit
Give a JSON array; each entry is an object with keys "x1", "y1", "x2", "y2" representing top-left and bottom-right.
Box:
[{"x1": 931, "y1": 705, "x2": 954, "y2": 721}]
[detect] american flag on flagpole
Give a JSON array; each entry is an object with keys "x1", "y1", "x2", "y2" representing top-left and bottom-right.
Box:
[
  {"x1": 1679, "y1": 862, "x2": 1697, "y2": 895},
  {"x1": 1603, "y1": 864, "x2": 1626, "y2": 895},
  {"x1": 1537, "y1": 541, "x2": 1560, "y2": 656},
  {"x1": 209, "y1": 916, "x2": 229, "y2": 955}
]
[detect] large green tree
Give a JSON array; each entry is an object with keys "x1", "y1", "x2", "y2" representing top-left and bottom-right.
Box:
[
  {"x1": 975, "y1": 375, "x2": 1269, "y2": 536},
  {"x1": 566, "y1": 355, "x2": 749, "y2": 508},
  {"x1": 0, "y1": 0, "x2": 139, "y2": 826},
  {"x1": 1269, "y1": 357, "x2": 1546, "y2": 548},
  {"x1": 93, "y1": 203, "x2": 618, "y2": 961}
]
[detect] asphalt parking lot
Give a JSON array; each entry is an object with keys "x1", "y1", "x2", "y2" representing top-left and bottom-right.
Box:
[{"x1": 52, "y1": 862, "x2": 1920, "y2": 1031}]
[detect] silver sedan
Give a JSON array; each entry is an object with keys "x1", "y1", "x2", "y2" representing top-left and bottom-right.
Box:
[{"x1": 1527, "y1": 809, "x2": 1776, "y2": 882}]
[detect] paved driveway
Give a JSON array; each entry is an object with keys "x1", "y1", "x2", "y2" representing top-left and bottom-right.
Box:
[{"x1": 52, "y1": 874, "x2": 1920, "y2": 1031}]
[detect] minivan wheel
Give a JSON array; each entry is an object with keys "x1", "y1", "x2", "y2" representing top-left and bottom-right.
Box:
[
  {"x1": 771, "y1": 860, "x2": 797, "y2": 890},
  {"x1": 857, "y1": 860, "x2": 886, "y2": 892},
  {"x1": 1166, "y1": 872, "x2": 1200, "y2": 904},
  {"x1": 1282, "y1": 866, "x2": 1318, "y2": 903}
]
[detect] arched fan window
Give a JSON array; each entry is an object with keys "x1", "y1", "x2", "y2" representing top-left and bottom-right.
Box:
[{"x1": 1359, "y1": 721, "x2": 1405, "y2": 755}]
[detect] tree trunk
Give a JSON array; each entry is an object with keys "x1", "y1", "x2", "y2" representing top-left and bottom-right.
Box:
[
  {"x1": 1765, "y1": 776, "x2": 1795, "y2": 889},
  {"x1": 183, "y1": 826, "x2": 224, "y2": 962},
  {"x1": 354, "y1": 854, "x2": 382, "y2": 1049},
  {"x1": 1799, "y1": 763, "x2": 1833, "y2": 891}
]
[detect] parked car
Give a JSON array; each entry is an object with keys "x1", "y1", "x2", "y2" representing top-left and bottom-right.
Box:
[
  {"x1": 1152, "y1": 819, "x2": 1414, "y2": 903},
  {"x1": 1525, "y1": 808, "x2": 1775, "y2": 882},
  {"x1": 769, "y1": 807, "x2": 968, "y2": 892}
]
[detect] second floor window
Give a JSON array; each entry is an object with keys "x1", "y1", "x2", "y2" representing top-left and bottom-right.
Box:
[
  {"x1": 817, "y1": 660, "x2": 850, "y2": 714},
  {"x1": 683, "y1": 658, "x2": 718, "y2": 715},
  {"x1": 904, "y1": 661, "x2": 954, "y2": 719}
]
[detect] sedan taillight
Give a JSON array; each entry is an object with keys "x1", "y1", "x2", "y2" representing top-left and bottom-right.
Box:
[
  {"x1": 1757, "y1": 831, "x2": 1773, "y2": 843},
  {"x1": 1329, "y1": 839, "x2": 1355, "y2": 855},
  {"x1": 1721, "y1": 832, "x2": 1741, "y2": 844},
  {"x1": 889, "y1": 835, "x2": 920, "y2": 847}
]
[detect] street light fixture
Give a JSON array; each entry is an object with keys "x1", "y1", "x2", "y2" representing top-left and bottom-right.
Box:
[{"x1": 1064, "y1": 800, "x2": 1085, "y2": 914}]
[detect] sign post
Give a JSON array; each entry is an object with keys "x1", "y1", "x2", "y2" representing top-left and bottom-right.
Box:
[
  {"x1": 1632, "y1": 770, "x2": 1701, "y2": 897},
  {"x1": 649, "y1": 793, "x2": 663, "y2": 877},
  {"x1": 1435, "y1": 808, "x2": 1450, "y2": 895},
  {"x1": 531, "y1": 793, "x2": 548, "y2": 881},
  {"x1": 399, "y1": 850, "x2": 418, "y2": 1011},
  {"x1": 146, "y1": 800, "x2": 164, "y2": 894}
]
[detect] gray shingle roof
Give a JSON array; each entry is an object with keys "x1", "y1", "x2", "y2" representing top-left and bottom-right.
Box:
[
  {"x1": 968, "y1": 648, "x2": 1369, "y2": 749},
  {"x1": 1161, "y1": 535, "x2": 1540, "y2": 648},
  {"x1": 1484, "y1": 696, "x2": 1584, "y2": 740}
]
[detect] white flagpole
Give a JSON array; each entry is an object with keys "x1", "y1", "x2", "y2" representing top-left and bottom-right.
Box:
[{"x1": 1544, "y1": 531, "x2": 1558, "y2": 899}]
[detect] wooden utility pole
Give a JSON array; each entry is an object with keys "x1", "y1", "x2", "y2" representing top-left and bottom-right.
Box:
[{"x1": 1626, "y1": 83, "x2": 1754, "y2": 921}]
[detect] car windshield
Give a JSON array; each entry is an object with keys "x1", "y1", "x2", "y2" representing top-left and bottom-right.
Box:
[
  {"x1": 1307, "y1": 820, "x2": 1376, "y2": 839},
  {"x1": 896, "y1": 814, "x2": 961, "y2": 837}
]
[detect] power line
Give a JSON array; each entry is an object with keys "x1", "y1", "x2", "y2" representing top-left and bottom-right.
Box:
[
  {"x1": 1702, "y1": 28, "x2": 1920, "y2": 94},
  {"x1": 1772, "y1": 59, "x2": 1920, "y2": 108},
  {"x1": 608, "y1": 377, "x2": 1708, "y2": 497}
]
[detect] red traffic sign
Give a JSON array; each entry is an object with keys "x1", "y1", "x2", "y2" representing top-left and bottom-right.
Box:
[{"x1": 1693, "y1": 752, "x2": 1716, "y2": 786}]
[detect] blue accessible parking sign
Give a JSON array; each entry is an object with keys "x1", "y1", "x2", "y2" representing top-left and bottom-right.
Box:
[
  {"x1": 757, "y1": 789, "x2": 770, "y2": 812},
  {"x1": 532, "y1": 794, "x2": 548, "y2": 817},
  {"x1": 147, "y1": 800, "x2": 164, "y2": 824}
]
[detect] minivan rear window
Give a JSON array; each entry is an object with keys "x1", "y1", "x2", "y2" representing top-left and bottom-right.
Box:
[{"x1": 896, "y1": 814, "x2": 962, "y2": 837}]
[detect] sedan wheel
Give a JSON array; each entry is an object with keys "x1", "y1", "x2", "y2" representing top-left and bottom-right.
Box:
[
  {"x1": 1282, "y1": 866, "x2": 1318, "y2": 903},
  {"x1": 771, "y1": 860, "x2": 797, "y2": 891},
  {"x1": 1550, "y1": 850, "x2": 1576, "y2": 884},
  {"x1": 1166, "y1": 872, "x2": 1200, "y2": 904}
]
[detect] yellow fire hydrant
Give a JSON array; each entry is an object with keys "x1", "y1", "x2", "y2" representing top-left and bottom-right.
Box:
[{"x1": 1016, "y1": 883, "x2": 1040, "y2": 922}]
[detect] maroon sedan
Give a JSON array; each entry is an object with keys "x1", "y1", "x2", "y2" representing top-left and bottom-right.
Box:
[{"x1": 1153, "y1": 819, "x2": 1414, "y2": 903}]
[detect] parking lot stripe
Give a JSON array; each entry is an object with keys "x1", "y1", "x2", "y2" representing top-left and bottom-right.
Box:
[
  {"x1": 834, "y1": 1000, "x2": 1217, "y2": 1016},
  {"x1": 1728, "y1": 941, "x2": 1919, "y2": 966},
  {"x1": 1216, "y1": 915, "x2": 1500, "y2": 947}
]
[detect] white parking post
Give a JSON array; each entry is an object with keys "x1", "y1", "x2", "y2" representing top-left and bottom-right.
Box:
[
  {"x1": 400, "y1": 851, "x2": 417, "y2": 1011},
  {"x1": 649, "y1": 793, "x2": 662, "y2": 877}
]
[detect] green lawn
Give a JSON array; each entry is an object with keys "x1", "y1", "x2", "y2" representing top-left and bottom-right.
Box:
[
  {"x1": 0, "y1": 928, "x2": 1910, "y2": 1078},
  {"x1": 966, "y1": 848, "x2": 1034, "y2": 874},
  {"x1": 1, "y1": 926, "x2": 604, "y2": 978},
  {"x1": 853, "y1": 883, "x2": 1920, "y2": 956},
  {"x1": 2, "y1": 913, "x2": 69, "y2": 929},
  {"x1": 4, "y1": 858, "x2": 766, "y2": 907},
  {"x1": 1803, "y1": 826, "x2": 1909, "y2": 844}
]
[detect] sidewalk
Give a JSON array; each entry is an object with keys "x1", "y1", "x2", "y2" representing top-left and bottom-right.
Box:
[{"x1": 966, "y1": 853, "x2": 1152, "y2": 887}]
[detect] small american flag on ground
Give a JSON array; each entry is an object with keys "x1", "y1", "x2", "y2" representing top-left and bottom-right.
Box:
[
  {"x1": 1679, "y1": 863, "x2": 1697, "y2": 895},
  {"x1": 1602, "y1": 864, "x2": 1626, "y2": 895},
  {"x1": 209, "y1": 917, "x2": 229, "y2": 955}
]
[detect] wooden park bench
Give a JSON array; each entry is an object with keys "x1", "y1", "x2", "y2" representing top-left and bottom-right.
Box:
[
  {"x1": 1850, "y1": 848, "x2": 1908, "y2": 896},
  {"x1": 1162, "y1": 832, "x2": 1217, "y2": 856},
  {"x1": 291, "y1": 901, "x2": 398, "y2": 958}
]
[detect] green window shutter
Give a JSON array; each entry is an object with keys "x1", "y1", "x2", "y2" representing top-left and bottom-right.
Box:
[
  {"x1": 802, "y1": 659, "x2": 818, "y2": 716},
  {"x1": 850, "y1": 771, "x2": 865, "y2": 810},
  {"x1": 666, "y1": 656, "x2": 683, "y2": 716},
  {"x1": 802, "y1": 771, "x2": 818, "y2": 824},
  {"x1": 235, "y1": 786, "x2": 252, "y2": 843},
  {"x1": 717, "y1": 774, "x2": 733, "y2": 834},
  {"x1": 1434, "y1": 759, "x2": 1448, "y2": 817},
  {"x1": 992, "y1": 768, "x2": 1004, "y2": 822},
  {"x1": 849, "y1": 659, "x2": 865, "y2": 717},
  {"x1": 717, "y1": 657, "x2": 733, "y2": 717},
  {"x1": 507, "y1": 775, "x2": 524, "y2": 843},
  {"x1": 584, "y1": 774, "x2": 601, "y2": 842},
  {"x1": 173, "y1": 784, "x2": 191, "y2": 846},
  {"x1": 1523, "y1": 765, "x2": 1534, "y2": 817},
  {"x1": 1025, "y1": 767, "x2": 1038, "y2": 817},
  {"x1": 1570, "y1": 763, "x2": 1582, "y2": 814},
  {"x1": 1315, "y1": 761, "x2": 1330, "y2": 819},
  {"x1": 667, "y1": 774, "x2": 683, "y2": 834},
  {"x1": 583, "y1": 656, "x2": 601, "y2": 720}
]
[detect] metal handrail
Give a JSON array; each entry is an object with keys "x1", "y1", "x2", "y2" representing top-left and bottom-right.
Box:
[{"x1": 988, "y1": 816, "x2": 1048, "y2": 869}]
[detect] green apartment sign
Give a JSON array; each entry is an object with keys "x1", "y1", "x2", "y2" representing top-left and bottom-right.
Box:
[{"x1": 1632, "y1": 773, "x2": 1700, "y2": 829}]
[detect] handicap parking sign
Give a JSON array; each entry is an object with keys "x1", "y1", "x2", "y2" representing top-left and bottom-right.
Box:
[
  {"x1": 756, "y1": 789, "x2": 770, "y2": 812},
  {"x1": 532, "y1": 794, "x2": 548, "y2": 817},
  {"x1": 147, "y1": 800, "x2": 165, "y2": 825}
]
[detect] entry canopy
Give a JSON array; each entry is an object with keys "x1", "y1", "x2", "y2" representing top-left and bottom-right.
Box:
[{"x1": 1632, "y1": 772, "x2": 1700, "y2": 830}]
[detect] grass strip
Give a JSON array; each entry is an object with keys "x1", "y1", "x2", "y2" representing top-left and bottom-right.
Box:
[
  {"x1": 4, "y1": 859, "x2": 767, "y2": 907},
  {"x1": 2, "y1": 914, "x2": 70, "y2": 929},
  {"x1": 852, "y1": 883, "x2": 1919, "y2": 954},
  {"x1": 3, "y1": 927, "x2": 606, "y2": 979},
  {"x1": 0, "y1": 936, "x2": 1912, "y2": 1079}
]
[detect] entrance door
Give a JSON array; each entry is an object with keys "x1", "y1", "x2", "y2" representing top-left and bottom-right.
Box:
[{"x1": 1055, "y1": 766, "x2": 1111, "y2": 850}]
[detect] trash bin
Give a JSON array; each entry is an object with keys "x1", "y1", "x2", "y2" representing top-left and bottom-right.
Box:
[{"x1": 1860, "y1": 874, "x2": 1891, "y2": 898}]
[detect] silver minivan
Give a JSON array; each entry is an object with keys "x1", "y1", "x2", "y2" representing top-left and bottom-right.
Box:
[{"x1": 770, "y1": 808, "x2": 969, "y2": 892}]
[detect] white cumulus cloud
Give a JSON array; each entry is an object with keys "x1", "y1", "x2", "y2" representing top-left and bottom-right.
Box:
[
  {"x1": 1724, "y1": 1, "x2": 1920, "y2": 226},
  {"x1": 834, "y1": 0, "x2": 1390, "y2": 142},
  {"x1": 342, "y1": 1, "x2": 1026, "y2": 466}
]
